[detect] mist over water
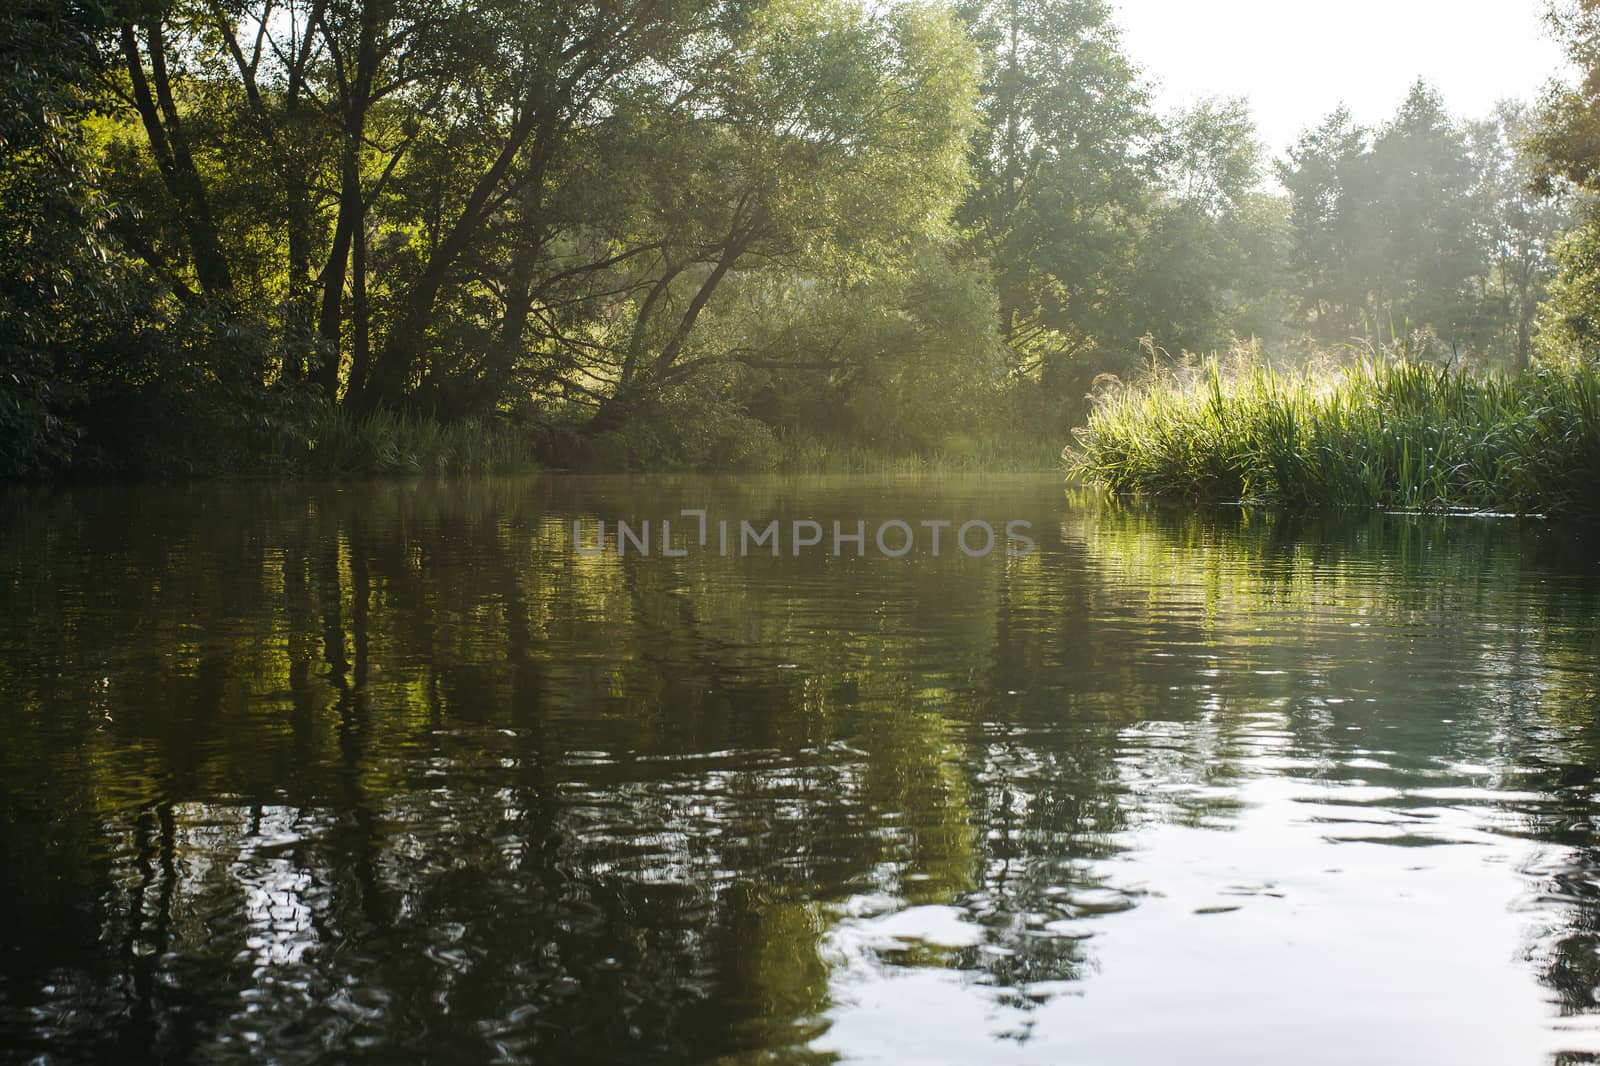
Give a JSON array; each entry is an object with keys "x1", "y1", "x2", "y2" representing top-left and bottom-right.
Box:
[{"x1": 2, "y1": 475, "x2": 1599, "y2": 1063}]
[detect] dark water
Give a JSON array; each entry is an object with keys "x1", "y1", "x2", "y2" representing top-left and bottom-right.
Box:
[{"x1": 2, "y1": 475, "x2": 1599, "y2": 1065}]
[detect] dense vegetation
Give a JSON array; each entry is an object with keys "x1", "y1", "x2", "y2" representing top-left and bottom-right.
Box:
[
  {"x1": 1070, "y1": 349, "x2": 1600, "y2": 516},
  {"x1": 1069, "y1": 1, "x2": 1600, "y2": 515},
  {"x1": 1, "y1": 0, "x2": 1597, "y2": 476}
]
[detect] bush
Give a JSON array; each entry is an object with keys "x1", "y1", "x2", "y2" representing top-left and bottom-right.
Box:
[{"x1": 585, "y1": 386, "x2": 781, "y2": 471}]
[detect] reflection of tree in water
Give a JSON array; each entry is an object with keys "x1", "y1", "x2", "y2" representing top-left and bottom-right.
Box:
[
  {"x1": 1515, "y1": 750, "x2": 1600, "y2": 1063},
  {"x1": 0, "y1": 481, "x2": 995, "y2": 1061},
  {"x1": 1, "y1": 481, "x2": 1598, "y2": 1061}
]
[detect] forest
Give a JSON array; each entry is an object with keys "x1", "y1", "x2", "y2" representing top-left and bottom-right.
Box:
[{"x1": 5, "y1": 0, "x2": 1600, "y2": 478}]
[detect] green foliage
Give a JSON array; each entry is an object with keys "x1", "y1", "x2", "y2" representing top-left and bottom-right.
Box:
[
  {"x1": 956, "y1": 4, "x2": 1295, "y2": 379},
  {"x1": 1538, "y1": 204, "x2": 1600, "y2": 361},
  {"x1": 1531, "y1": 3, "x2": 1600, "y2": 369},
  {"x1": 0, "y1": 0, "x2": 319, "y2": 477},
  {"x1": 1129, "y1": 99, "x2": 1291, "y2": 355},
  {"x1": 1280, "y1": 87, "x2": 1569, "y2": 363},
  {"x1": 717, "y1": 248, "x2": 1007, "y2": 451},
  {"x1": 586, "y1": 385, "x2": 781, "y2": 472},
  {"x1": 573, "y1": 0, "x2": 981, "y2": 419},
  {"x1": 958, "y1": 0, "x2": 1159, "y2": 365},
  {"x1": 1532, "y1": 1, "x2": 1600, "y2": 191},
  {"x1": 0, "y1": 0, "x2": 1592, "y2": 480},
  {"x1": 0, "y1": 0, "x2": 110, "y2": 475},
  {"x1": 1069, "y1": 350, "x2": 1600, "y2": 516}
]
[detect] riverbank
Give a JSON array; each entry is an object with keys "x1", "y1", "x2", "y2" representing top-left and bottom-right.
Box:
[
  {"x1": 768, "y1": 430, "x2": 1062, "y2": 474},
  {"x1": 286, "y1": 408, "x2": 544, "y2": 477},
  {"x1": 1068, "y1": 356, "x2": 1600, "y2": 517},
  {"x1": 69, "y1": 408, "x2": 1062, "y2": 480}
]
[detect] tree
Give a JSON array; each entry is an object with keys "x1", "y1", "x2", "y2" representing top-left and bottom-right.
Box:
[
  {"x1": 0, "y1": 0, "x2": 131, "y2": 473},
  {"x1": 97, "y1": 0, "x2": 980, "y2": 434},
  {"x1": 956, "y1": 0, "x2": 1157, "y2": 376},
  {"x1": 1468, "y1": 103, "x2": 1570, "y2": 367},
  {"x1": 102, "y1": 0, "x2": 748, "y2": 410},
  {"x1": 1280, "y1": 82, "x2": 1565, "y2": 361},
  {"x1": 1529, "y1": 0, "x2": 1600, "y2": 362},
  {"x1": 574, "y1": 0, "x2": 980, "y2": 432},
  {"x1": 1277, "y1": 106, "x2": 1367, "y2": 331},
  {"x1": 1365, "y1": 82, "x2": 1480, "y2": 341},
  {"x1": 1128, "y1": 97, "x2": 1288, "y2": 355}
]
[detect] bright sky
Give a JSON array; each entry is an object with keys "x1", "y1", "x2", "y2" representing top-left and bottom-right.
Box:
[{"x1": 1114, "y1": 0, "x2": 1572, "y2": 155}]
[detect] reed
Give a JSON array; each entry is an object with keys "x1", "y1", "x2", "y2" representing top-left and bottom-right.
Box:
[{"x1": 1068, "y1": 352, "x2": 1600, "y2": 516}]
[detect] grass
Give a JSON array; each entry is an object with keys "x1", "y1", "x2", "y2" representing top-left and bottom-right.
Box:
[
  {"x1": 1068, "y1": 352, "x2": 1600, "y2": 517},
  {"x1": 282, "y1": 407, "x2": 541, "y2": 477}
]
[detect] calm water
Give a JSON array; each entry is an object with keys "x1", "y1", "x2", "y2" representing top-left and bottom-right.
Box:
[{"x1": 2, "y1": 475, "x2": 1599, "y2": 1064}]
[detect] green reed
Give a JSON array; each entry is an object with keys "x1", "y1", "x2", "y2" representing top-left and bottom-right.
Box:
[{"x1": 1068, "y1": 353, "x2": 1600, "y2": 516}]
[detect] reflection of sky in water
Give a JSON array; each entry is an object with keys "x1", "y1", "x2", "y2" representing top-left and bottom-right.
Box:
[
  {"x1": 820, "y1": 778, "x2": 1582, "y2": 1064},
  {"x1": 232, "y1": 807, "x2": 318, "y2": 971},
  {"x1": 1, "y1": 475, "x2": 1598, "y2": 1063}
]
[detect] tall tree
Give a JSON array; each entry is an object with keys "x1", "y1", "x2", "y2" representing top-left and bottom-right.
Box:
[
  {"x1": 1129, "y1": 97, "x2": 1288, "y2": 355},
  {"x1": 576, "y1": 0, "x2": 979, "y2": 431},
  {"x1": 1468, "y1": 103, "x2": 1569, "y2": 366},
  {"x1": 956, "y1": 0, "x2": 1157, "y2": 376},
  {"x1": 1281, "y1": 82, "x2": 1564, "y2": 359},
  {"x1": 1277, "y1": 106, "x2": 1366, "y2": 331},
  {"x1": 1529, "y1": 0, "x2": 1600, "y2": 362},
  {"x1": 0, "y1": 0, "x2": 119, "y2": 472},
  {"x1": 1365, "y1": 81, "x2": 1480, "y2": 341}
]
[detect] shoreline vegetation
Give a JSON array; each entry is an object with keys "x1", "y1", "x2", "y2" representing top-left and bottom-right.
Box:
[
  {"x1": 279, "y1": 410, "x2": 1063, "y2": 479},
  {"x1": 1068, "y1": 350, "x2": 1600, "y2": 518},
  {"x1": 9, "y1": 1, "x2": 1600, "y2": 506}
]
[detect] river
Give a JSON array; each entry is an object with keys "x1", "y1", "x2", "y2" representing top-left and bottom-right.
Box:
[{"x1": 2, "y1": 474, "x2": 1598, "y2": 1063}]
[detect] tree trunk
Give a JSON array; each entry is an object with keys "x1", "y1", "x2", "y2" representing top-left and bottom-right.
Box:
[
  {"x1": 356, "y1": 111, "x2": 547, "y2": 413},
  {"x1": 318, "y1": 0, "x2": 382, "y2": 399},
  {"x1": 1514, "y1": 262, "x2": 1534, "y2": 371},
  {"x1": 120, "y1": 23, "x2": 234, "y2": 301}
]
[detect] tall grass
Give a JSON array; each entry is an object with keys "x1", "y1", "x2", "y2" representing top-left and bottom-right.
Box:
[
  {"x1": 281, "y1": 407, "x2": 541, "y2": 477},
  {"x1": 1068, "y1": 353, "x2": 1600, "y2": 516}
]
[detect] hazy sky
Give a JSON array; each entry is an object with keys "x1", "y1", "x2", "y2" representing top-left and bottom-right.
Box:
[{"x1": 1114, "y1": 0, "x2": 1571, "y2": 155}]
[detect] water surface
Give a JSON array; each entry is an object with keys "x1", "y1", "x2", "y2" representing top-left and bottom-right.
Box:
[{"x1": 2, "y1": 475, "x2": 1599, "y2": 1064}]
